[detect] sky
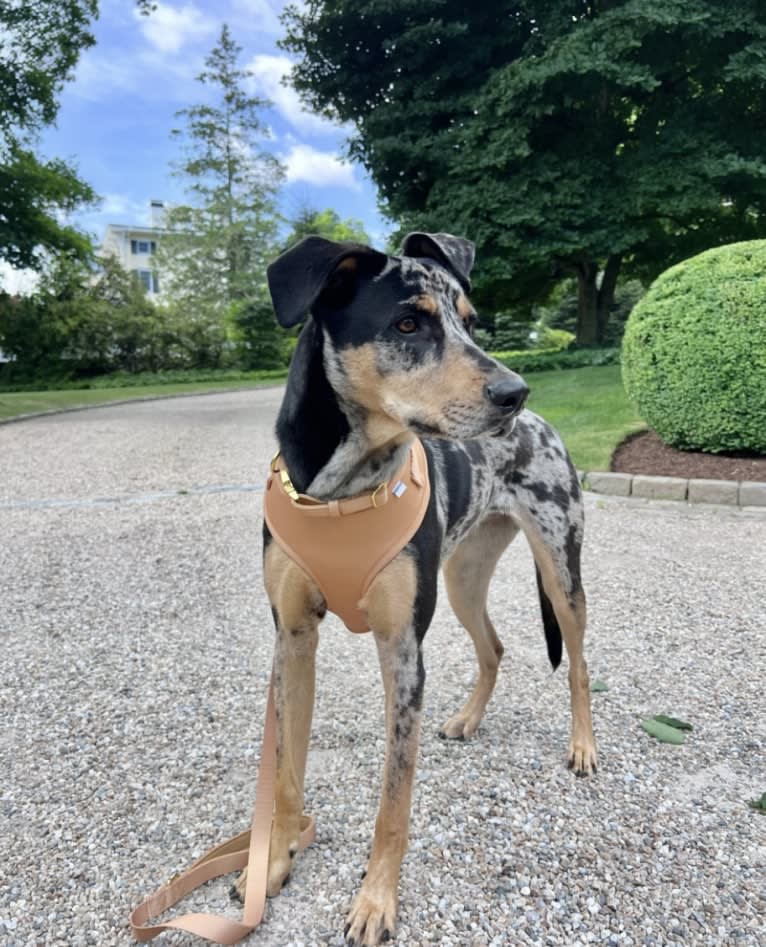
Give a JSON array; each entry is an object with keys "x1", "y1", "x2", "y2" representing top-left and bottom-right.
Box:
[{"x1": 2, "y1": 0, "x2": 389, "y2": 292}]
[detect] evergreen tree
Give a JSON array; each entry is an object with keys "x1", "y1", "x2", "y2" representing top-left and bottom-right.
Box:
[{"x1": 158, "y1": 24, "x2": 286, "y2": 368}]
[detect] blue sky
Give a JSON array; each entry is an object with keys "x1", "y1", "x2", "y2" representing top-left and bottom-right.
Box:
[{"x1": 25, "y1": 0, "x2": 388, "y2": 278}]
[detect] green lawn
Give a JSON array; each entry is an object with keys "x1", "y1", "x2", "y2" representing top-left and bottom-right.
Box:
[
  {"x1": 0, "y1": 363, "x2": 643, "y2": 471},
  {"x1": 525, "y1": 363, "x2": 645, "y2": 471},
  {"x1": 0, "y1": 378, "x2": 283, "y2": 422}
]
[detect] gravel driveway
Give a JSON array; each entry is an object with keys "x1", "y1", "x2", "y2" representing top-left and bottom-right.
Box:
[{"x1": 1, "y1": 390, "x2": 764, "y2": 947}]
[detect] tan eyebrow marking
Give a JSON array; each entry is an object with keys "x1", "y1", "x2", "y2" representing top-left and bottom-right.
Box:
[
  {"x1": 408, "y1": 293, "x2": 439, "y2": 316},
  {"x1": 456, "y1": 295, "x2": 476, "y2": 320}
]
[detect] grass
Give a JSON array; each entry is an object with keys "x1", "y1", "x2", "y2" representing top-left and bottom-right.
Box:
[
  {"x1": 0, "y1": 363, "x2": 643, "y2": 471},
  {"x1": 524, "y1": 362, "x2": 645, "y2": 471},
  {"x1": 0, "y1": 377, "x2": 284, "y2": 422}
]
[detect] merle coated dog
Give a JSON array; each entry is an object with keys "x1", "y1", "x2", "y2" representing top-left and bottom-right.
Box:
[{"x1": 236, "y1": 233, "x2": 597, "y2": 946}]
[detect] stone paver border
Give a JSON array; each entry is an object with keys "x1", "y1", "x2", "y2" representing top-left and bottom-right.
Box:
[{"x1": 579, "y1": 469, "x2": 766, "y2": 508}]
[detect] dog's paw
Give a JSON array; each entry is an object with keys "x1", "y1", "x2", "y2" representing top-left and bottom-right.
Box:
[
  {"x1": 438, "y1": 711, "x2": 480, "y2": 741},
  {"x1": 344, "y1": 887, "x2": 397, "y2": 946},
  {"x1": 567, "y1": 739, "x2": 598, "y2": 777},
  {"x1": 266, "y1": 829, "x2": 300, "y2": 897},
  {"x1": 232, "y1": 867, "x2": 247, "y2": 902}
]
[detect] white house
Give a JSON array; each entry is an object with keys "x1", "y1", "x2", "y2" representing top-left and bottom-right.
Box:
[{"x1": 100, "y1": 200, "x2": 167, "y2": 298}]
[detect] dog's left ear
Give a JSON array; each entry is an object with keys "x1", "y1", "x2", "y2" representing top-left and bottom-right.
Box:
[
  {"x1": 267, "y1": 236, "x2": 388, "y2": 328},
  {"x1": 400, "y1": 232, "x2": 476, "y2": 292}
]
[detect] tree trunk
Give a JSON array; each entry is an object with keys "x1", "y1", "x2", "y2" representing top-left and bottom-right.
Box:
[
  {"x1": 575, "y1": 261, "x2": 599, "y2": 347},
  {"x1": 575, "y1": 254, "x2": 622, "y2": 347}
]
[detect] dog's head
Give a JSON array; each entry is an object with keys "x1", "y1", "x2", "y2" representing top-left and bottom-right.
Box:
[{"x1": 268, "y1": 232, "x2": 528, "y2": 441}]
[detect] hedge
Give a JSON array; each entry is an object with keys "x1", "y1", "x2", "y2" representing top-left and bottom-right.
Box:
[
  {"x1": 492, "y1": 347, "x2": 619, "y2": 374},
  {"x1": 622, "y1": 241, "x2": 766, "y2": 453}
]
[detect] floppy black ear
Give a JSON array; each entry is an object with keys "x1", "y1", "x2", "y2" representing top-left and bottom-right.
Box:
[
  {"x1": 267, "y1": 236, "x2": 388, "y2": 328},
  {"x1": 400, "y1": 232, "x2": 476, "y2": 292}
]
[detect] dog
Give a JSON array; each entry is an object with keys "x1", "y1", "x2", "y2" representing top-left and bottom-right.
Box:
[{"x1": 236, "y1": 232, "x2": 597, "y2": 946}]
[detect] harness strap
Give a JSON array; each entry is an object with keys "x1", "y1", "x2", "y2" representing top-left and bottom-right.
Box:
[
  {"x1": 129, "y1": 668, "x2": 315, "y2": 944},
  {"x1": 271, "y1": 436, "x2": 426, "y2": 518}
]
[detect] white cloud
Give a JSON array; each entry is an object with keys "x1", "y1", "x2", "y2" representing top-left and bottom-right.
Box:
[
  {"x1": 0, "y1": 262, "x2": 39, "y2": 296},
  {"x1": 231, "y1": 0, "x2": 282, "y2": 33},
  {"x1": 70, "y1": 39, "x2": 205, "y2": 104},
  {"x1": 283, "y1": 144, "x2": 360, "y2": 191},
  {"x1": 99, "y1": 193, "x2": 153, "y2": 225},
  {"x1": 248, "y1": 54, "x2": 344, "y2": 136},
  {"x1": 135, "y1": 3, "x2": 216, "y2": 54}
]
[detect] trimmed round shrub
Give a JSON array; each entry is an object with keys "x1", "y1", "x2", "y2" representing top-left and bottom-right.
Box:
[{"x1": 622, "y1": 241, "x2": 766, "y2": 453}]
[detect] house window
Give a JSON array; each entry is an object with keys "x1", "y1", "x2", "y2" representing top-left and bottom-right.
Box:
[
  {"x1": 152, "y1": 272, "x2": 160, "y2": 293},
  {"x1": 134, "y1": 269, "x2": 153, "y2": 292},
  {"x1": 130, "y1": 239, "x2": 155, "y2": 255}
]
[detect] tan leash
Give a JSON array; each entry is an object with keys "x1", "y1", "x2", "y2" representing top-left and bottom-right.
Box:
[{"x1": 129, "y1": 667, "x2": 316, "y2": 944}]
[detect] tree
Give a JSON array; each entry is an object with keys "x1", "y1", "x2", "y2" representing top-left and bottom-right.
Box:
[
  {"x1": 0, "y1": 255, "x2": 163, "y2": 378},
  {"x1": 158, "y1": 24, "x2": 286, "y2": 368},
  {"x1": 0, "y1": 1, "x2": 97, "y2": 269},
  {"x1": 283, "y1": 207, "x2": 370, "y2": 249},
  {"x1": 283, "y1": 0, "x2": 766, "y2": 345}
]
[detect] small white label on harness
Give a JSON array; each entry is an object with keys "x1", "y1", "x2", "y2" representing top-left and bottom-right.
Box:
[{"x1": 392, "y1": 481, "x2": 407, "y2": 498}]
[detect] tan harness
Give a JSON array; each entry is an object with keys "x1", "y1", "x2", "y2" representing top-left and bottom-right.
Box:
[
  {"x1": 264, "y1": 437, "x2": 431, "y2": 632},
  {"x1": 129, "y1": 440, "x2": 430, "y2": 943}
]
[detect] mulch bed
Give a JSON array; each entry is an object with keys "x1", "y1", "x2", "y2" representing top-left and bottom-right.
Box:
[{"x1": 611, "y1": 430, "x2": 766, "y2": 483}]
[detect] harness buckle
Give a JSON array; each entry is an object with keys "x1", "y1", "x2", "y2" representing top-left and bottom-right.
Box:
[
  {"x1": 370, "y1": 482, "x2": 387, "y2": 509},
  {"x1": 280, "y1": 468, "x2": 299, "y2": 500},
  {"x1": 270, "y1": 450, "x2": 281, "y2": 473}
]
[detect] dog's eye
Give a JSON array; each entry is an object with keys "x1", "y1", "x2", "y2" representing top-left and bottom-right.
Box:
[{"x1": 395, "y1": 317, "x2": 418, "y2": 334}]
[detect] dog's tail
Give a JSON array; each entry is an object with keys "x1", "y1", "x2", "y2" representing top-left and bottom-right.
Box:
[{"x1": 535, "y1": 567, "x2": 562, "y2": 670}]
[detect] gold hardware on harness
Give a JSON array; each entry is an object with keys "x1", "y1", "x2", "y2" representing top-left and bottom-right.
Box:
[
  {"x1": 280, "y1": 468, "x2": 299, "y2": 501},
  {"x1": 370, "y1": 482, "x2": 386, "y2": 509}
]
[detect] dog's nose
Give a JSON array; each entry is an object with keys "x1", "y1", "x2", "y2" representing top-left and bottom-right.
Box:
[{"x1": 485, "y1": 376, "x2": 529, "y2": 414}]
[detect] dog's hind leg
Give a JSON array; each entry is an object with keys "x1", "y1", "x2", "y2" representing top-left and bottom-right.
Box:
[
  {"x1": 520, "y1": 511, "x2": 597, "y2": 776},
  {"x1": 344, "y1": 553, "x2": 428, "y2": 947},
  {"x1": 439, "y1": 514, "x2": 518, "y2": 740},
  {"x1": 234, "y1": 539, "x2": 324, "y2": 901}
]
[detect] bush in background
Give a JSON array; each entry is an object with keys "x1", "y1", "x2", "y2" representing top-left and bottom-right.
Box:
[
  {"x1": 622, "y1": 241, "x2": 766, "y2": 453},
  {"x1": 492, "y1": 347, "x2": 619, "y2": 374}
]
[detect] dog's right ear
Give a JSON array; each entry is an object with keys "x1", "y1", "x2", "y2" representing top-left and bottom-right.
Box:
[{"x1": 267, "y1": 236, "x2": 388, "y2": 328}]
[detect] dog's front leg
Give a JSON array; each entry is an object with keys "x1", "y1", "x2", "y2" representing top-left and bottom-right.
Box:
[
  {"x1": 235, "y1": 542, "x2": 324, "y2": 900},
  {"x1": 346, "y1": 556, "x2": 426, "y2": 946}
]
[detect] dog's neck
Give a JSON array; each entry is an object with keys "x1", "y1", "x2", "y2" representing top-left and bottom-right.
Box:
[{"x1": 275, "y1": 319, "x2": 413, "y2": 501}]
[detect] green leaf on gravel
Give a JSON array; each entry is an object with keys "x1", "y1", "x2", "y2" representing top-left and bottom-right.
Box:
[
  {"x1": 652, "y1": 714, "x2": 693, "y2": 731},
  {"x1": 748, "y1": 792, "x2": 766, "y2": 813},
  {"x1": 641, "y1": 718, "x2": 686, "y2": 744},
  {"x1": 591, "y1": 679, "x2": 609, "y2": 692}
]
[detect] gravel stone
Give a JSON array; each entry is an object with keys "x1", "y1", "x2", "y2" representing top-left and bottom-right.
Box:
[{"x1": 1, "y1": 390, "x2": 765, "y2": 946}]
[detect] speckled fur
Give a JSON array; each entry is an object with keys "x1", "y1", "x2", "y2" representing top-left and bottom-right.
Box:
[{"x1": 253, "y1": 233, "x2": 597, "y2": 947}]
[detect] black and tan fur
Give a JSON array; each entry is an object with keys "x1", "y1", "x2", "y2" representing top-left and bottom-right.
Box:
[{"x1": 235, "y1": 233, "x2": 597, "y2": 946}]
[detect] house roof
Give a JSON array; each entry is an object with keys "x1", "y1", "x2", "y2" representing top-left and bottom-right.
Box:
[{"x1": 104, "y1": 224, "x2": 166, "y2": 234}]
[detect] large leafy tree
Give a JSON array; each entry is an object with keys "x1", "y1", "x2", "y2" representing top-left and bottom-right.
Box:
[
  {"x1": 283, "y1": 0, "x2": 766, "y2": 345},
  {"x1": 0, "y1": 0, "x2": 97, "y2": 269},
  {"x1": 0, "y1": 255, "x2": 162, "y2": 377},
  {"x1": 283, "y1": 206, "x2": 370, "y2": 249},
  {"x1": 158, "y1": 24, "x2": 286, "y2": 368}
]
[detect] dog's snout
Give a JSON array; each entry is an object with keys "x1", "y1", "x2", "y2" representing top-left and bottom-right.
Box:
[{"x1": 485, "y1": 376, "x2": 529, "y2": 414}]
